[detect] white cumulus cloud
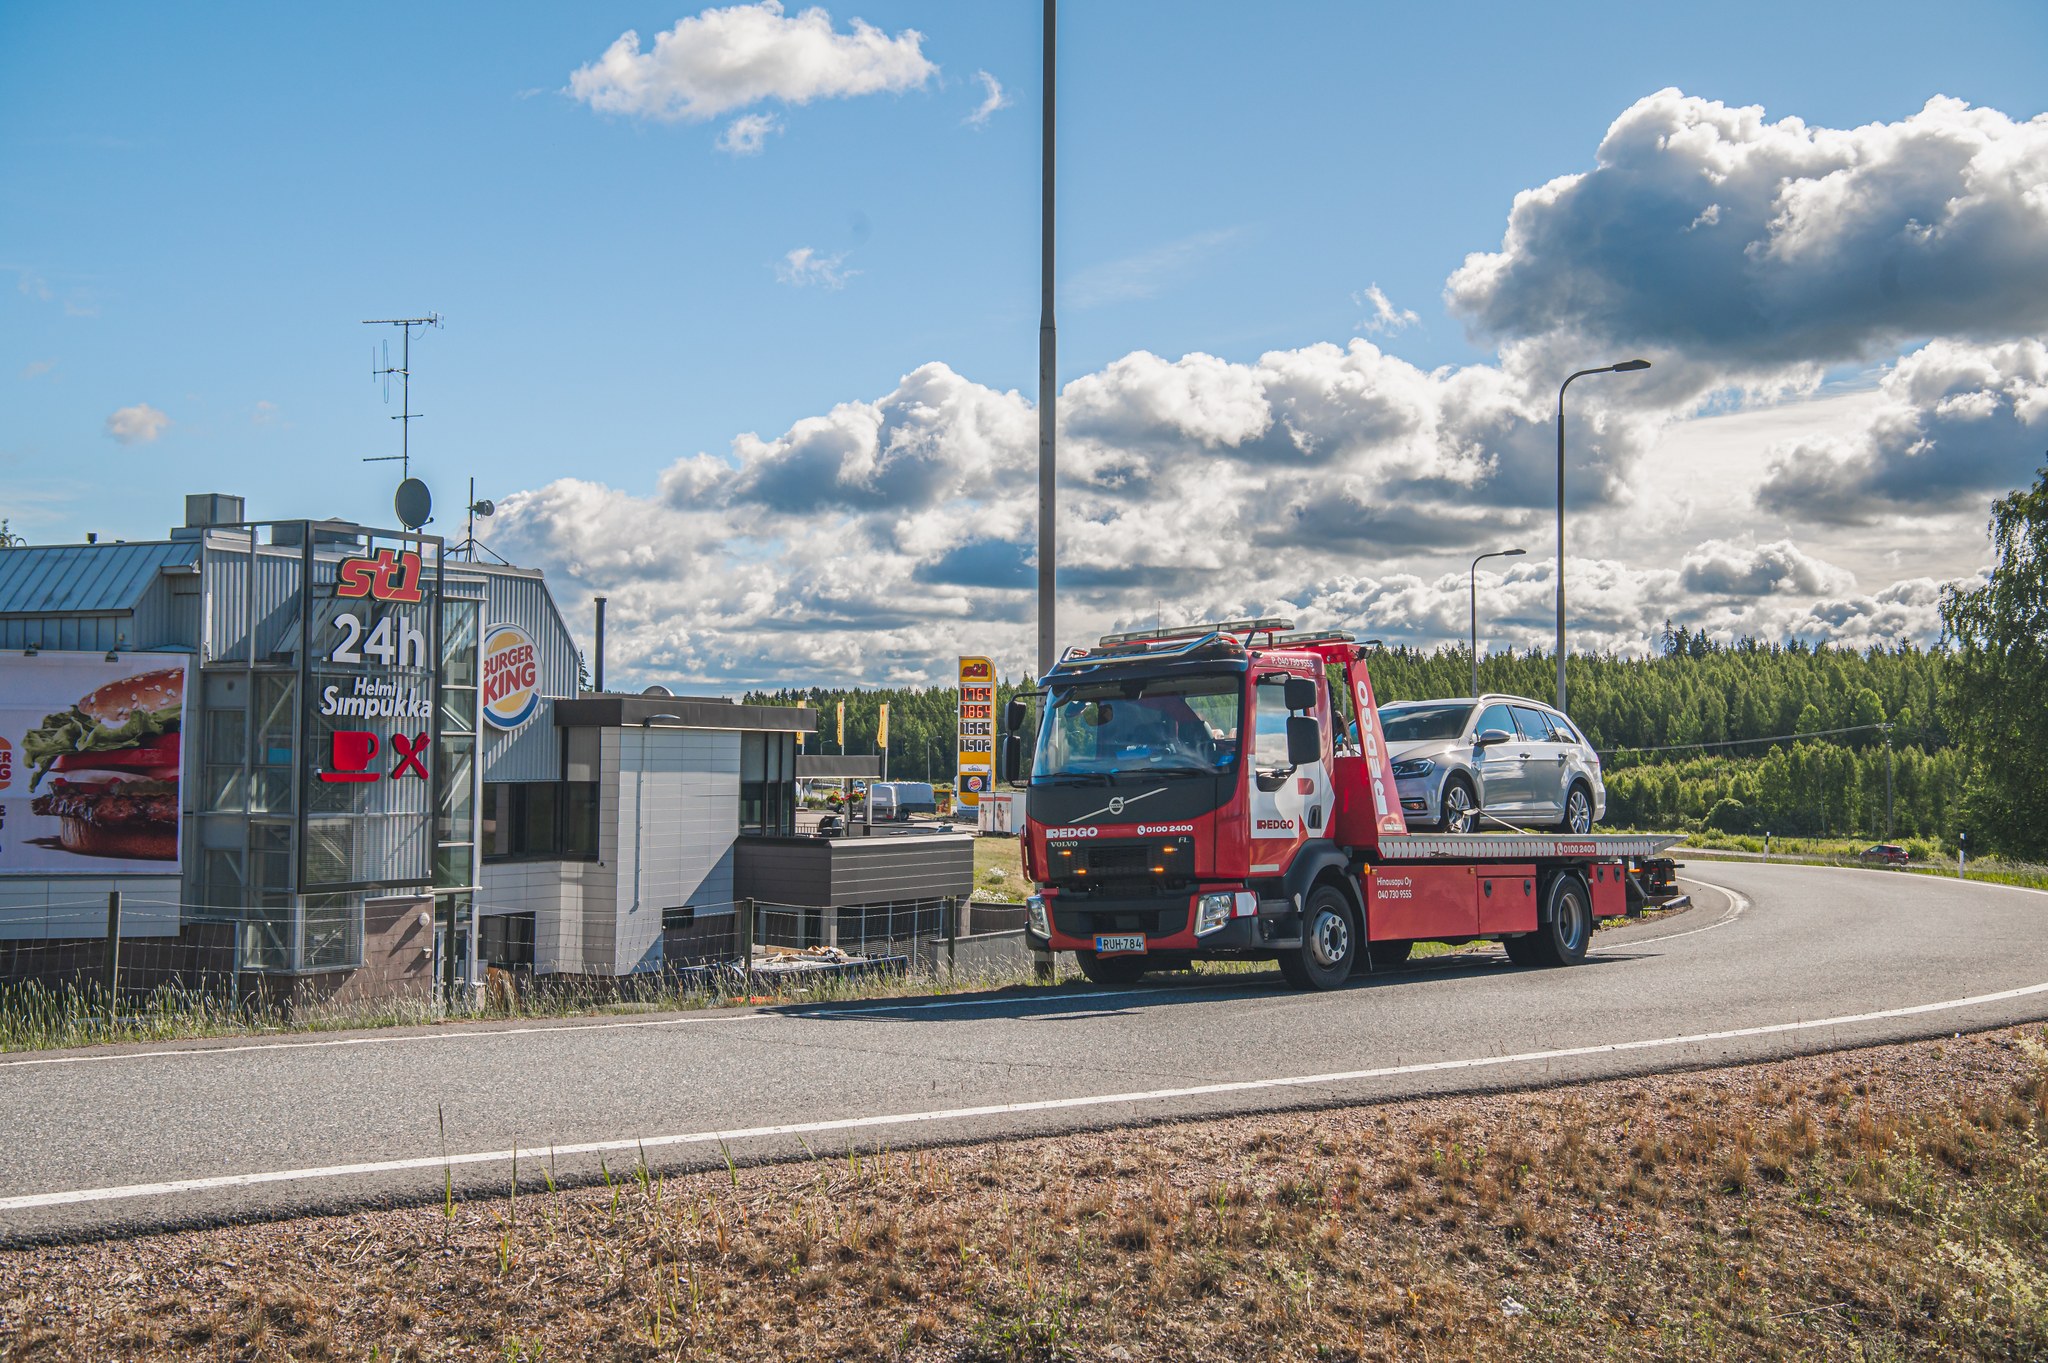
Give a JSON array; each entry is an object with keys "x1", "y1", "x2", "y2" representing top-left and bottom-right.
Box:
[
  {"x1": 1354, "y1": 284, "x2": 1419, "y2": 335},
  {"x1": 717, "y1": 111, "x2": 782, "y2": 154},
  {"x1": 964, "y1": 70, "x2": 1009, "y2": 128},
  {"x1": 774, "y1": 246, "x2": 856, "y2": 288},
  {"x1": 105, "y1": 403, "x2": 169, "y2": 445},
  {"x1": 569, "y1": 2, "x2": 936, "y2": 126},
  {"x1": 1448, "y1": 90, "x2": 2048, "y2": 366}
]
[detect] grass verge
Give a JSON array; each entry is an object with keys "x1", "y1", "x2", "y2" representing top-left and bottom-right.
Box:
[{"x1": 3, "y1": 1030, "x2": 2045, "y2": 1360}]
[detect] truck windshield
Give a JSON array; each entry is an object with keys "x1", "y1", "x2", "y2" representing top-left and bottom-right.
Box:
[
  {"x1": 1378, "y1": 702, "x2": 1473, "y2": 742},
  {"x1": 1034, "y1": 673, "x2": 1241, "y2": 780}
]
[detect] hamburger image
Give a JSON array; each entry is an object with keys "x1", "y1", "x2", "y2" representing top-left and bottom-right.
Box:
[{"x1": 25, "y1": 667, "x2": 184, "y2": 861}]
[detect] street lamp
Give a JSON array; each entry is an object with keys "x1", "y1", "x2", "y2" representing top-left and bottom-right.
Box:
[
  {"x1": 1469, "y1": 548, "x2": 1525, "y2": 697},
  {"x1": 1555, "y1": 358, "x2": 1651, "y2": 713}
]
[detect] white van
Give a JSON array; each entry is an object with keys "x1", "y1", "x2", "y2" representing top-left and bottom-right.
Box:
[{"x1": 868, "y1": 781, "x2": 938, "y2": 822}]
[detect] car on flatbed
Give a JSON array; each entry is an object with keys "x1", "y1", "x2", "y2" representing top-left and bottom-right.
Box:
[{"x1": 1378, "y1": 695, "x2": 1606, "y2": 834}]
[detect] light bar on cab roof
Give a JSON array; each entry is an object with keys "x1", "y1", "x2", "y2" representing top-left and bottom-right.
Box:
[
  {"x1": 1269, "y1": 630, "x2": 1356, "y2": 647},
  {"x1": 1097, "y1": 617, "x2": 1295, "y2": 647}
]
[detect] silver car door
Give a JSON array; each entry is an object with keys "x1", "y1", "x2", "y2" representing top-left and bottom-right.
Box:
[
  {"x1": 1510, "y1": 705, "x2": 1566, "y2": 821},
  {"x1": 1471, "y1": 701, "x2": 1528, "y2": 818}
]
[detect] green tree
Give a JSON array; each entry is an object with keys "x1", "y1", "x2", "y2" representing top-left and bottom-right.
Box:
[{"x1": 1940, "y1": 465, "x2": 2048, "y2": 858}]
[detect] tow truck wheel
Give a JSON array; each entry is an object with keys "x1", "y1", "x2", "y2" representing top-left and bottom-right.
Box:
[
  {"x1": 1524, "y1": 873, "x2": 1592, "y2": 967},
  {"x1": 1077, "y1": 953, "x2": 1148, "y2": 986},
  {"x1": 1278, "y1": 886, "x2": 1358, "y2": 990}
]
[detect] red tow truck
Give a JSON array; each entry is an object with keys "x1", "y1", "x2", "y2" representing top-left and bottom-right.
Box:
[{"x1": 996, "y1": 619, "x2": 1683, "y2": 989}]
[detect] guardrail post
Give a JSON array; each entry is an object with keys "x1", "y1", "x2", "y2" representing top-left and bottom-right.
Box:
[
  {"x1": 739, "y1": 898, "x2": 755, "y2": 998},
  {"x1": 103, "y1": 890, "x2": 122, "y2": 1026}
]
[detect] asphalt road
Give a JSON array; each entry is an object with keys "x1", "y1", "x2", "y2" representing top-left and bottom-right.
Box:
[{"x1": 3, "y1": 862, "x2": 2045, "y2": 1245}]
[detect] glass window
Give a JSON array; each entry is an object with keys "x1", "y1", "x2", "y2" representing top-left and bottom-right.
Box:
[
  {"x1": 1034, "y1": 672, "x2": 1241, "y2": 778},
  {"x1": 437, "y1": 735, "x2": 476, "y2": 843},
  {"x1": 1511, "y1": 706, "x2": 1556, "y2": 741},
  {"x1": 562, "y1": 782, "x2": 599, "y2": 858},
  {"x1": 1474, "y1": 703, "x2": 1516, "y2": 738},
  {"x1": 439, "y1": 687, "x2": 477, "y2": 735},
  {"x1": 1252, "y1": 676, "x2": 1295, "y2": 772},
  {"x1": 441, "y1": 600, "x2": 479, "y2": 688},
  {"x1": 480, "y1": 912, "x2": 536, "y2": 968},
  {"x1": 1550, "y1": 715, "x2": 1584, "y2": 746},
  {"x1": 300, "y1": 893, "x2": 361, "y2": 971},
  {"x1": 256, "y1": 674, "x2": 295, "y2": 766},
  {"x1": 205, "y1": 710, "x2": 246, "y2": 764},
  {"x1": 1378, "y1": 702, "x2": 1474, "y2": 742}
]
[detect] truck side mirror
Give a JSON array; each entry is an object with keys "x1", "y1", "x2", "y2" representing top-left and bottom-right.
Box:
[
  {"x1": 1286, "y1": 715, "x2": 1322, "y2": 767},
  {"x1": 1283, "y1": 676, "x2": 1316, "y2": 713},
  {"x1": 998, "y1": 733, "x2": 1029, "y2": 788},
  {"x1": 1003, "y1": 696, "x2": 1030, "y2": 734}
]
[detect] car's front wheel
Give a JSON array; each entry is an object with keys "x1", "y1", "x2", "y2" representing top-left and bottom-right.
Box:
[{"x1": 1439, "y1": 776, "x2": 1479, "y2": 834}]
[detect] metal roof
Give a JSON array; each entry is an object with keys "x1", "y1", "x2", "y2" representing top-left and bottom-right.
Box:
[{"x1": 0, "y1": 542, "x2": 199, "y2": 617}]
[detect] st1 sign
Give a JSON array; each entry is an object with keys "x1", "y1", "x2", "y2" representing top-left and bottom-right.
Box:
[{"x1": 956, "y1": 655, "x2": 994, "y2": 810}]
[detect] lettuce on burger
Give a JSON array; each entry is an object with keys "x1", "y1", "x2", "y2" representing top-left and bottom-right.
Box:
[{"x1": 26, "y1": 667, "x2": 184, "y2": 861}]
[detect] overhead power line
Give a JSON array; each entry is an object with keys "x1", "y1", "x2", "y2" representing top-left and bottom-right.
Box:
[{"x1": 1600, "y1": 722, "x2": 1891, "y2": 757}]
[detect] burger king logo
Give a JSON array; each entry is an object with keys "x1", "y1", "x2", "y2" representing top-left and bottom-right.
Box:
[{"x1": 481, "y1": 624, "x2": 541, "y2": 731}]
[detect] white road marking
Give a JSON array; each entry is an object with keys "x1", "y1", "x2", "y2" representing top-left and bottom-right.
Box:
[
  {"x1": 9, "y1": 972, "x2": 2047, "y2": 1215},
  {"x1": 0, "y1": 1010, "x2": 775, "y2": 1071},
  {"x1": 1592, "y1": 880, "x2": 1747, "y2": 952}
]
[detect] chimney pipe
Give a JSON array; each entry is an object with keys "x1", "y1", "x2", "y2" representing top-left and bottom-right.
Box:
[{"x1": 593, "y1": 596, "x2": 606, "y2": 694}]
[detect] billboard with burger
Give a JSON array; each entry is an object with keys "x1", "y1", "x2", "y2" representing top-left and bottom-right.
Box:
[{"x1": 0, "y1": 655, "x2": 189, "y2": 871}]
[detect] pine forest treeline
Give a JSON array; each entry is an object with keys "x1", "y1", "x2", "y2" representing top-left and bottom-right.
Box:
[{"x1": 747, "y1": 635, "x2": 1970, "y2": 847}]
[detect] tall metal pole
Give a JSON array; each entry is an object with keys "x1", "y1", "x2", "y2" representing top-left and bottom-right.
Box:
[
  {"x1": 1555, "y1": 359, "x2": 1650, "y2": 713},
  {"x1": 1035, "y1": 0, "x2": 1057, "y2": 680}
]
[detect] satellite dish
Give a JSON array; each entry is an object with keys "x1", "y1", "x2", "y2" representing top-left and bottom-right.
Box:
[
  {"x1": 641, "y1": 684, "x2": 673, "y2": 697},
  {"x1": 470, "y1": 498, "x2": 495, "y2": 518},
  {"x1": 394, "y1": 478, "x2": 433, "y2": 530}
]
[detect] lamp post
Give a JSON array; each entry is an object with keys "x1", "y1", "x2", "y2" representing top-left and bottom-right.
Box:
[
  {"x1": 1555, "y1": 358, "x2": 1651, "y2": 713},
  {"x1": 1035, "y1": 0, "x2": 1058, "y2": 679},
  {"x1": 1469, "y1": 548, "x2": 1525, "y2": 697}
]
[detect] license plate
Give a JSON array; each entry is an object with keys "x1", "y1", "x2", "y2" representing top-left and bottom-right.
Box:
[{"x1": 1095, "y1": 934, "x2": 1147, "y2": 955}]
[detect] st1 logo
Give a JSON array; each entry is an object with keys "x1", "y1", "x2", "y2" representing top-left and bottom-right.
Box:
[{"x1": 336, "y1": 548, "x2": 425, "y2": 603}]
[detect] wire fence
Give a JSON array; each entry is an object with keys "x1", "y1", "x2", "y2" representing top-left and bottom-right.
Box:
[{"x1": 0, "y1": 890, "x2": 989, "y2": 1051}]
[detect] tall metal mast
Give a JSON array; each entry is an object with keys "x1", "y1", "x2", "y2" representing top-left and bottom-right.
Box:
[{"x1": 1035, "y1": 0, "x2": 1058, "y2": 680}]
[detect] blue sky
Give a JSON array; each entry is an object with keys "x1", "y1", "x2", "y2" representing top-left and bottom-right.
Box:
[{"x1": 5, "y1": 3, "x2": 2047, "y2": 684}]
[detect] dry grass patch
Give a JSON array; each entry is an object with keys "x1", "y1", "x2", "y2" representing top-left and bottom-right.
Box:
[{"x1": 4, "y1": 1030, "x2": 2048, "y2": 1360}]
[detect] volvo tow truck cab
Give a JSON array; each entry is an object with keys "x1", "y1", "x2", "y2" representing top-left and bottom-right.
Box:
[{"x1": 996, "y1": 619, "x2": 1681, "y2": 989}]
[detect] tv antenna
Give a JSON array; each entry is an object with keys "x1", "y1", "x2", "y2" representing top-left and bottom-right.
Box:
[{"x1": 363, "y1": 314, "x2": 441, "y2": 481}]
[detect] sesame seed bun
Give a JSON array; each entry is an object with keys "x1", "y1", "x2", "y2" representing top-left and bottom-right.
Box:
[{"x1": 77, "y1": 668, "x2": 184, "y2": 727}]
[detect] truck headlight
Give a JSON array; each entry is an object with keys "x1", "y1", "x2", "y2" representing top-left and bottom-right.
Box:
[
  {"x1": 1391, "y1": 757, "x2": 1434, "y2": 779},
  {"x1": 1195, "y1": 891, "x2": 1234, "y2": 936},
  {"x1": 1027, "y1": 894, "x2": 1049, "y2": 938}
]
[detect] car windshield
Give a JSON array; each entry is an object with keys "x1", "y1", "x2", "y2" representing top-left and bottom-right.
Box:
[
  {"x1": 1033, "y1": 672, "x2": 1241, "y2": 780},
  {"x1": 1378, "y1": 702, "x2": 1474, "y2": 742}
]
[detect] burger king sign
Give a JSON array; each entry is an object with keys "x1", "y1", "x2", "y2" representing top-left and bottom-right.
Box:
[{"x1": 481, "y1": 624, "x2": 541, "y2": 731}]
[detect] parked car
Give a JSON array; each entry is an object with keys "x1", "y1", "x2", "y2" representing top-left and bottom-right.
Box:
[
  {"x1": 867, "y1": 781, "x2": 938, "y2": 822},
  {"x1": 1376, "y1": 695, "x2": 1606, "y2": 834},
  {"x1": 1858, "y1": 843, "x2": 1909, "y2": 866}
]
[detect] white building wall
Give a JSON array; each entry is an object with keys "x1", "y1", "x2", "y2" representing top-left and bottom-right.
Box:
[
  {"x1": 478, "y1": 860, "x2": 609, "y2": 976},
  {"x1": 610, "y1": 726, "x2": 739, "y2": 974}
]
